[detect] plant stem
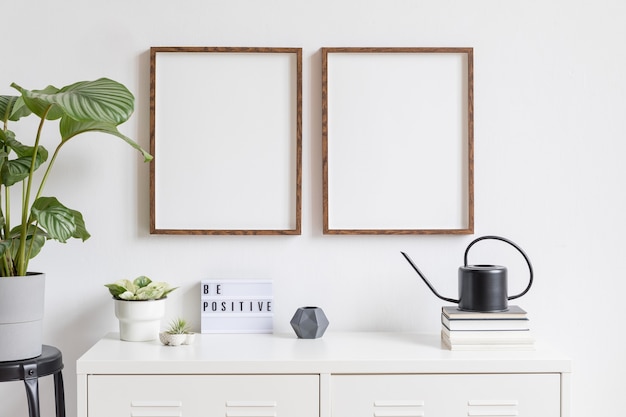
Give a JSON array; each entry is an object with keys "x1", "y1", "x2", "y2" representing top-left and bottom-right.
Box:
[
  {"x1": 16, "y1": 107, "x2": 50, "y2": 276},
  {"x1": 1, "y1": 122, "x2": 8, "y2": 240},
  {"x1": 3, "y1": 188, "x2": 8, "y2": 239},
  {"x1": 23, "y1": 139, "x2": 67, "y2": 264},
  {"x1": 1, "y1": 122, "x2": 11, "y2": 276},
  {"x1": 25, "y1": 221, "x2": 39, "y2": 262},
  {"x1": 34, "y1": 141, "x2": 64, "y2": 203}
]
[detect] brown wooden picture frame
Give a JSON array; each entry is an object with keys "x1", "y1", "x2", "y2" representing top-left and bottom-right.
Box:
[
  {"x1": 322, "y1": 47, "x2": 474, "y2": 235},
  {"x1": 150, "y1": 47, "x2": 302, "y2": 235}
]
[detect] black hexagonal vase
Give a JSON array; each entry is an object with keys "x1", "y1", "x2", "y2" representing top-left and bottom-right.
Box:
[{"x1": 290, "y1": 307, "x2": 329, "y2": 339}]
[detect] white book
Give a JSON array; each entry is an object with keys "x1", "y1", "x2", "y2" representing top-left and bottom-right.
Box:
[
  {"x1": 441, "y1": 335, "x2": 535, "y2": 351},
  {"x1": 442, "y1": 314, "x2": 530, "y2": 331},
  {"x1": 441, "y1": 328, "x2": 535, "y2": 344}
]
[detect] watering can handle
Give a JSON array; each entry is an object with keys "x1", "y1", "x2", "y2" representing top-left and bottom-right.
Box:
[{"x1": 463, "y1": 235, "x2": 534, "y2": 301}]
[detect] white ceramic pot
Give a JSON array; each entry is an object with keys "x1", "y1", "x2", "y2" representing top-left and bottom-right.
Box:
[
  {"x1": 0, "y1": 273, "x2": 45, "y2": 361},
  {"x1": 114, "y1": 299, "x2": 165, "y2": 341},
  {"x1": 159, "y1": 332, "x2": 187, "y2": 346},
  {"x1": 159, "y1": 332, "x2": 196, "y2": 346}
]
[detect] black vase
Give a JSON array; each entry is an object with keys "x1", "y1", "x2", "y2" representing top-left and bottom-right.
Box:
[{"x1": 290, "y1": 307, "x2": 329, "y2": 339}]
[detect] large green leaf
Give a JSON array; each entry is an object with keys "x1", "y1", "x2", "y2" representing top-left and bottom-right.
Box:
[
  {"x1": 1, "y1": 150, "x2": 49, "y2": 186},
  {"x1": 0, "y1": 96, "x2": 17, "y2": 123},
  {"x1": 10, "y1": 85, "x2": 64, "y2": 120},
  {"x1": 0, "y1": 134, "x2": 48, "y2": 185},
  {"x1": 59, "y1": 117, "x2": 152, "y2": 162},
  {"x1": 7, "y1": 224, "x2": 47, "y2": 260},
  {"x1": 9, "y1": 97, "x2": 31, "y2": 121},
  {"x1": 1, "y1": 157, "x2": 34, "y2": 186},
  {"x1": 30, "y1": 196, "x2": 76, "y2": 243},
  {"x1": 28, "y1": 232, "x2": 46, "y2": 258},
  {"x1": 69, "y1": 209, "x2": 90, "y2": 241},
  {"x1": 5, "y1": 135, "x2": 49, "y2": 159},
  {"x1": 12, "y1": 78, "x2": 134, "y2": 125},
  {"x1": 0, "y1": 145, "x2": 8, "y2": 174},
  {"x1": 0, "y1": 128, "x2": 12, "y2": 144},
  {"x1": 0, "y1": 95, "x2": 31, "y2": 122},
  {"x1": 0, "y1": 240, "x2": 11, "y2": 258}
]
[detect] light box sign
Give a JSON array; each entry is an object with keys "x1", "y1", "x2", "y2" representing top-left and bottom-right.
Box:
[{"x1": 201, "y1": 280, "x2": 273, "y2": 333}]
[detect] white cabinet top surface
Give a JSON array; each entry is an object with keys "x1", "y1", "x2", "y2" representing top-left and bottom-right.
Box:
[{"x1": 76, "y1": 332, "x2": 571, "y2": 375}]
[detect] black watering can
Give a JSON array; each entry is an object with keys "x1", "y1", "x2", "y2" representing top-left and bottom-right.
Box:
[{"x1": 401, "y1": 235, "x2": 533, "y2": 312}]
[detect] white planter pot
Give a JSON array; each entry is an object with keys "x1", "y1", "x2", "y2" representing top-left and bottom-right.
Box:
[
  {"x1": 159, "y1": 332, "x2": 196, "y2": 346},
  {"x1": 159, "y1": 332, "x2": 187, "y2": 346},
  {"x1": 0, "y1": 273, "x2": 45, "y2": 361},
  {"x1": 114, "y1": 299, "x2": 165, "y2": 342}
]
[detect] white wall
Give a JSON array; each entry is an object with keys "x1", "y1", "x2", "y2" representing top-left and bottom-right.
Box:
[{"x1": 3, "y1": 0, "x2": 625, "y2": 416}]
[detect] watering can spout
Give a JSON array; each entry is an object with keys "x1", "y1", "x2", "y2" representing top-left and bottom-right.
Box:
[
  {"x1": 401, "y1": 235, "x2": 534, "y2": 312},
  {"x1": 400, "y1": 251, "x2": 459, "y2": 304}
]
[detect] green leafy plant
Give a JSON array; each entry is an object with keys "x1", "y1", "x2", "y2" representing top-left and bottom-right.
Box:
[
  {"x1": 0, "y1": 78, "x2": 152, "y2": 277},
  {"x1": 166, "y1": 317, "x2": 191, "y2": 335},
  {"x1": 105, "y1": 276, "x2": 177, "y2": 301}
]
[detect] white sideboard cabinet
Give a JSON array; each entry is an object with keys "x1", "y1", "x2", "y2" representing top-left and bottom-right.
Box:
[{"x1": 77, "y1": 332, "x2": 571, "y2": 417}]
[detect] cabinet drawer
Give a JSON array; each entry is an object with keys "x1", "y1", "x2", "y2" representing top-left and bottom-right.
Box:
[
  {"x1": 331, "y1": 373, "x2": 560, "y2": 417},
  {"x1": 88, "y1": 374, "x2": 319, "y2": 417}
]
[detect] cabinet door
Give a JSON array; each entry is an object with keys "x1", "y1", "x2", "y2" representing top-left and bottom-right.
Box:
[
  {"x1": 88, "y1": 374, "x2": 319, "y2": 417},
  {"x1": 331, "y1": 373, "x2": 560, "y2": 417}
]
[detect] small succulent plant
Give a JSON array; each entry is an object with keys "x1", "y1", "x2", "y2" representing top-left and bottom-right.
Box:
[
  {"x1": 166, "y1": 317, "x2": 191, "y2": 335},
  {"x1": 105, "y1": 276, "x2": 177, "y2": 301},
  {"x1": 160, "y1": 317, "x2": 195, "y2": 346}
]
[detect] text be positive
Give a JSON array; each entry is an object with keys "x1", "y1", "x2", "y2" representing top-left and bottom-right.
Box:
[{"x1": 202, "y1": 299, "x2": 272, "y2": 313}]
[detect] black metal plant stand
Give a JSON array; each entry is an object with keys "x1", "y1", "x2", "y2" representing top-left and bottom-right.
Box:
[{"x1": 0, "y1": 345, "x2": 65, "y2": 417}]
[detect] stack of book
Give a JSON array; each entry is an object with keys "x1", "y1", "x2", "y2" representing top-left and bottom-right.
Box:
[{"x1": 441, "y1": 305, "x2": 535, "y2": 351}]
